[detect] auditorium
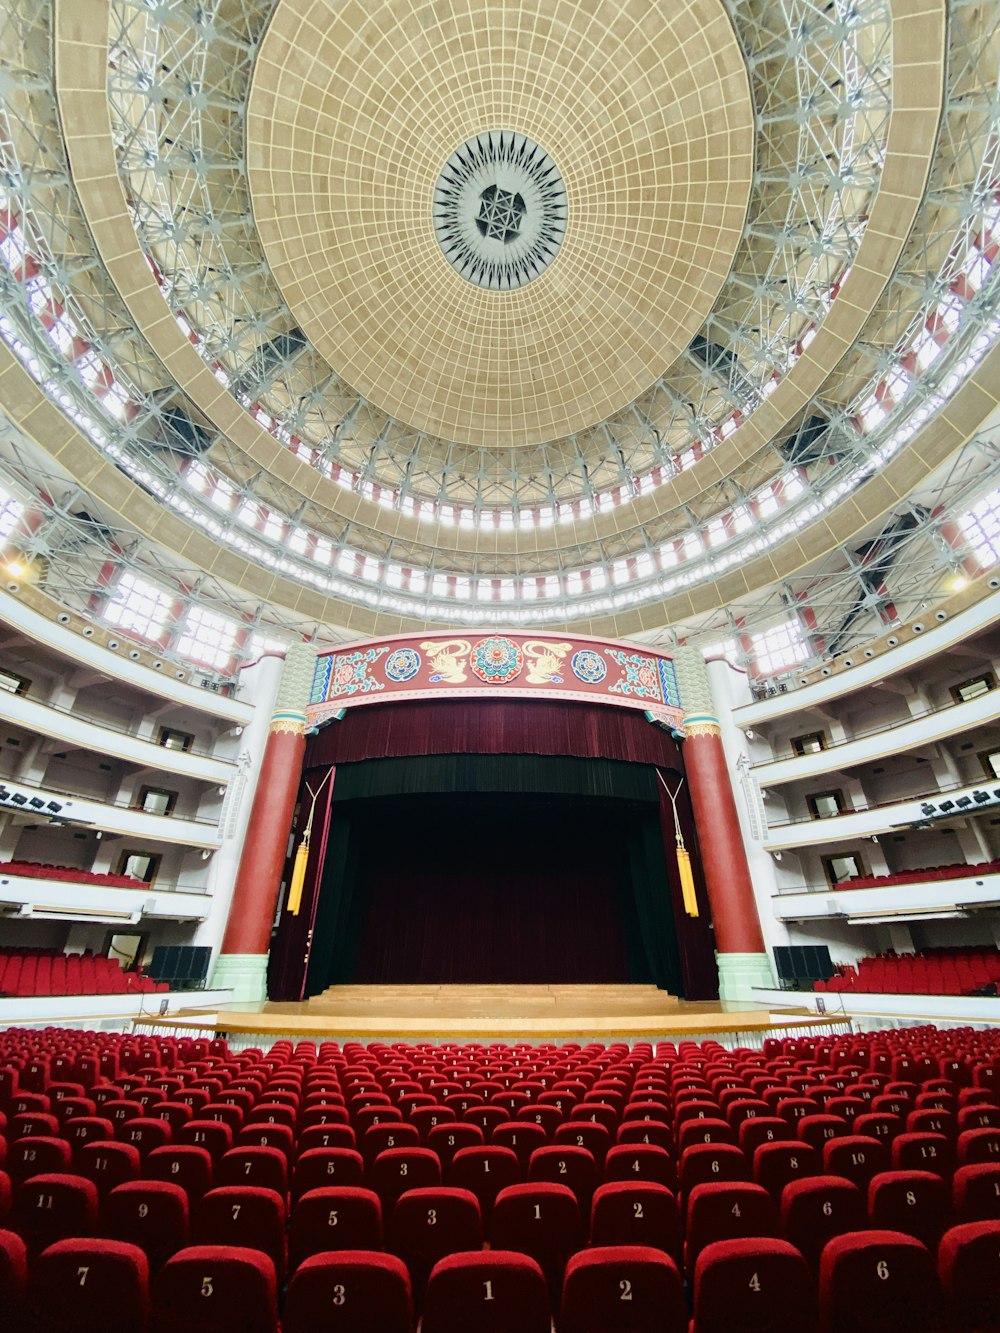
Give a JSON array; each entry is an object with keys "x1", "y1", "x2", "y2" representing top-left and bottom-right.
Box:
[{"x1": 0, "y1": 0, "x2": 998, "y2": 1327}]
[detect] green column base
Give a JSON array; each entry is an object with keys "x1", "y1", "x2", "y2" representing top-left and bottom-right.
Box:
[
  {"x1": 717, "y1": 951, "x2": 775, "y2": 1002},
  {"x1": 211, "y1": 953, "x2": 268, "y2": 1003}
]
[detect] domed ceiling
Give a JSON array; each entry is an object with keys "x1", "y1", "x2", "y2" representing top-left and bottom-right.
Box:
[{"x1": 0, "y1": 0, "x2": 999, "y2": 672}]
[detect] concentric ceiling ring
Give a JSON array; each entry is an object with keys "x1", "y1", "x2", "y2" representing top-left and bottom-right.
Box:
[{"x1": 247, "y1": 0, "x2": 754, "y2": 450}]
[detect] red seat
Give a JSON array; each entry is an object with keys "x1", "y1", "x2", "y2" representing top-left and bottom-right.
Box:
[
  {"x1": 679, "y1": 1144, "x2": 749, "y2": 1201},
  {"x1": 780, "y1": 1175, "x2": 866, "y2": 1267},
  {"x1": 527, "y1": 1146, "x2": 598, "y2": 1210},
  {"x1": 146, "y1": 1146, "x2": 213, "y2": 1202},
  {"x1": 491, "y1": 1121, "x2": 547, "y2": 1171},
  {"x1": 867, "y1": 1170, "x2": 947, "y2": 1248},
  {"x1": 283, "y1": 1250, "x2": 412, "y2": 1333},
  {"x1": 953, "y1": 1161, "x2": 1000, "y2": 1222},
  {"x1": 676, "y1": 1119, "x2": 734, "y2": 1154},
  {"x1": 193, "y1": 1186, "x2": 286, "y2": 1280},
  {"x1": 738, "y1": 1117, "x2": 792, "y2": 1157},
  {"x1": 427, "y1": 1122, "x2": 484, "y2": 1170},
  {"x1": 292, "y1": 1148, "x2": 365, "y2": 1201},
  {"x1": 28, "y1": 1238, "x2": 149, "y2": 1333},
  {"x1": 121, "y1": 1116, "x2": 172, "y2": 1158},
  {"x1": 289, "y1": 1187, "x2": 382, "y2": 1269},
  {"x1": 685, "y1": 1182, "x2": 780, "y2": 1269},
  {"x1": 217, "y1": 1147, "x2": 287, "y2": 1198},
  {"x1": 560, "y1": 1244, "x2": 686, "y2": 1333},
  {"x1": 361, "y1": 1122, "x2": 420, "y2": 1166},
  {"x1": 104, "y1": 1180, "x2": 189, "y2": 1271},
  {"x1": 151, "y1": 1244, "x2": 278, "y2": 1333},
  {"x1": 891, "y1": 1132, "x2": 953, "y2": 1178},
  {"x1": 64, "y1": 1116, "x2": 114, "y2": 1161},
  {"x1": 7, "y1": 1134, "x2": 71, "y2": 1183},
  {"x1": 617, "y1": 1120, "x2": 674, "y2": 1153},
  {"x1": 388, "y1": 1186, "x2": 483, "y2": 1295},
  {"x1": 958, "y1": 1127, "x2": 1000, "y2": 1165},
  {"x1": 555, "y1": 1120, "x2": 612, "y2": 1162},
  {"x1": 369, "y1": 1148, "x2": 441, "y2": 1215},
  {"x1": 822, "y1": 1135, "x2": 888, "y2": 1191},
  {"x1": 938, "y1": 1220, "x2": 1000, "y2": 1332},
  {"x1": 797, "y1": 1115, "x2": 850, "y2": 1154},
  {"x1": 491, "y1": 1183, "x2": 580, "y2": 1286},
  {"x1": 77, "y1": 1142, "x2": 141, "y2": 1197},
  {"x1": 179, "y1": 1120, "x2": 233, "y2": 1161},
  {"x1": 588, "y1": 1181, "x2": 682, "y2": 1263},
  {"x1": 0, "y1": 1228, "x2": 26, "y2": 1332},
  {"x1": 447, "y1": 1147, "x2": 520, "y2": 1225},
  {"x1": 603, "y1": 1143, "x2": 675, "y2": 1190},
  {"x1": 12, "y1": 1171, "x2": 98, "y2": 1254},
  {"x1": 297, "y1": 1124, "x2": 357, "y2": 1156},
  {"x1": 422, "y1": 1250, "x2": 550, "y2": 1333},
  {"x1": 691, "y1": 1237, "x2": 816, "y2": 1333},
  {"x1": 752, "y1": 1140, "x2": 818, "y2": 1200},
  {"x1": 818, "y1": 1230, "x2": 943, "y2": 1333}
]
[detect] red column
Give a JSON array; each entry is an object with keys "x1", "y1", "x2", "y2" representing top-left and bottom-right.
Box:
[
  {"x1": 220, "y1": 727, "x2": 306, "y2": 957},
  {"x1": 682, "y1": 724, "x2": 765, "y2": 956}
]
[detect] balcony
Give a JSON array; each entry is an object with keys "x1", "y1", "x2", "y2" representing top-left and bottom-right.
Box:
[
  {"x1": 773, "y1": 870, "x2": 1000, "y2": 925},
  {"x1": 0, "y1": 778, "x2": 222, "y2": 849},
  {"x1": 0, "y1": 867, "x2": 209, "y2": 923}
]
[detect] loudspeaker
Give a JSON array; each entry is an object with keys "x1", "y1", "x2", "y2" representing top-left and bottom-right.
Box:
[
  {"x1": 148, "y1": 944, "x2": 211, "y2": 989},
  {"x1": 773, "y1": 944, "x2": 835, "y2": 987}
]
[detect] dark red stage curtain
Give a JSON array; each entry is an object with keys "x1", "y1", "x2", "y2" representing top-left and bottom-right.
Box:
[{"x1": 306, "y1": 699, "x2": 681, "y2": 769}]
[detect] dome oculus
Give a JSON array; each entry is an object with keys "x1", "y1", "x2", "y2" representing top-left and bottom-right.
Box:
[{"x1": 433, "y1": 131, "x2": 566, "y2": 290}]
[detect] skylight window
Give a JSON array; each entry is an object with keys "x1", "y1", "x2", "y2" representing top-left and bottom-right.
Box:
[
  {"x1": 0, "y1": 488, "x2": 23, "y2": 541},
  {"x1": 750, "y1": 617, "x2": 810, "y2": 677},
  {"x1": 960, "y1": 485, "x2": 1000, "y2": 566},
  {"x1": 176, "y1": 606, "x2": 239, "y2": 673},
  {"x1": 103, "y1": 571, "x2": 175, "y2": 643}
]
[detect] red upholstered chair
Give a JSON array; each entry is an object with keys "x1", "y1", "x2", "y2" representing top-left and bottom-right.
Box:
[
  {"x1": 560, "y1": 1245, "x2": 686, "y2": 1333},
  {"x1": 588, "y1": 1181, "x2": 682, "y2": 1263},
  {"x1": 292, "y1": 1148, "x2": 365, "y2": 1201},
  {"x1": 77, "y1": 1142, "x2": 141, "y2": 1197},
  {"x1": 103, "y1": 1180, "x2": 190, "y2": 1271},
  {"x1": 691, "y1": 1237, "x2": 816, "y2": 1333},
  {"x1": 891, "y1": 1131, "x2": 953, "y2": 1179},
  {"x1": 953, "y1": 1161, "x2": 1000, "y2": 1222},
  {"x1": 676, "y1": 1119, "x2": 734, "y2": 1154},
  {"x1": 958, "y1": 1127, "x2": 1000, "y2": 1165},
  {"x1": 12, "y1": 1171, "x2": 98, "y2": 1254},
  {"x1": 64, "y1": 1116, "x2": 114, "y2": 1161},
  {"x1": 679, "y1": 1144, "x2": 750, "y2": 1202},
  {"x1": 822, "y1": 1134, "x2": 888, "y2": 1191},
  {"x1": 603, "y1": 1143, "x2": 676, "y2": 1191},
  {"x1": 193, "y1": 1185, "x2": 286, "y2": 1281},
  {"x1": 146, "y1": 1145, "x2": 213, "y2": 1203},
  {"x1": 362, "y1": 1121, "x2": 420, "y2": 1167},
  {"x1": 491, "y1": 1121, "x2": 547, "y2": 1171},
  {"x1": 283, "y1": 1251, "x2": 412, "y2": 1333},
  {"x1": 179, "y1": 1120, "x2": 233, "y2": 1162},
  {"x1": 7, "y1": 1134, "x2": 71, "y2": 1183},
  {"x1": 152, "y1": 1244, "x2": 278, "y2": 1333},
  {"x1": 216, "y1": 1147, "x2": 288, "y2": 1198},
  {"x1": 428, "y1": 1121, "x2": 484, "y2": 1170},
  {"x1": 388, "y1": 1186, "x2": 483, "y2": 1296},
  {"x1": 422, "y1": 1250, "x2": 550, "y2": 1333},
  {"x1": 818, "y1": 1231, "x2": 944, "y2": 1333},
  {"x1": 0, "y1": 1228, "x2": 26, "y2": 1332},
  {"x1": 779, "y1": 1175, "x2": 866, "y2": 1268},
  {"x1": 867, "y1": 1170, "x2": 947, "y2": 1249},
  {"x1": 297, "y1": 1124, "x2": 357, "y2": 1155},
  {"x1": 938, "y1": 1220, "x2": 1000, "y2": 1332},
  {"x1": 28, "y1": 1238, "x2": 149, "y2": 1333},
  {"x1": 752, "y1": 1140, "x2": 818, "y2": 1200},
  {"x1": 447, "y1": 1147, "x2": 520, "y2": 1227},
  {"x1": 797, "y1": 1115, "x2": 851, "y2": 1155},
  {"x1": 527, "y1": 1145, "x2": 598, "y2": 1210},
  {"x1": 490, "y1": 1183, "x2": 580, "y2": 1287},
  {"x1": 738, "y1": 1116, "x2": 793, "y2": 1157},
  {"x1": 684, "y1": 1182, "x2": 780, "y2": 1269},
  {"x1": 369, "y1": 1148, "x2": 441, "y2": 1215},
  {"x1": 617, "y1": 1119, "x2": 674, "y2": 1153},
  {"x1": 288, "y1": 1187, "x2": 382, "y2": 1269}
]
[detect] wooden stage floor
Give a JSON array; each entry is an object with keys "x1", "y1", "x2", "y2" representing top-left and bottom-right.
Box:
[{"x1": 145, "y1": 984, "x2": 843, "y2": 1042}]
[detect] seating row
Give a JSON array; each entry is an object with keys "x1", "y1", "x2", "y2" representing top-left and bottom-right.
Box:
[
  {"x1": 817, "y1": 947, "x2": 1000, "y2": 996},
  {"x1": 0, "y1": 859, "x2": 142, "y2": 888},
  {"x1": 838, "y1": 858, "x2": 1000, "y2": 889},
  {"x1": 0, "y1": 952, "x2": 167, "y2": 998}
]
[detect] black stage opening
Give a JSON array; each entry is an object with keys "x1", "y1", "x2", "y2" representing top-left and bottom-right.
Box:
[{"x1": 305, "y1": 782, "x2": 683, "y2": 993}]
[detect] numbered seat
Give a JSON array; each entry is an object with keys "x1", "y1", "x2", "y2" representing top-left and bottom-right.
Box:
[
  {"x1": 958, "y1": 1127, "x2": 1000, "y2": 1165},
  {"x1": 890, "y1": 1132, "x2": 953, "y2": 1179},
  {"x1": 288, "y1": 1187, "x2": 382, "y2": 1269},
  {"x1": 603, "y1": 1144, "x2": 676, "y2": 1191},
  {"x1": 616, "y1": 1120, "x2": 674, "y2": 1154},
  {"x1": 103, "y1": 1179, "x2": 189, "y2": 1272},
  {"x1": 491, "y1": 1121, "x2": 547, "y2": 1171},
  {"x1": 292, "y1": 1148, "x2": 365, "y2": 1202},
  {"x1": 193, "y1": 1186, "x2": 286, "y2": 1281},
  {"x1": 738, "y1": 1117, "x2": 793, "y2": 1157},
  {"x1": 369, "y1": 1148, "x2": 441, "y2": 1215},
  {"x1": 527, "y1": 1146, "x2": 598, "y2": 1210},
  {"x1": 216, "y1": 1147, "x2": 287, "y2": 1198},
  {"x1": 679, "y1": 1144, "x2": 749, "y2": 1203},
  {"x1": 779, "y1": 1175, "x2": 866, "y2": 1268},
  {"x1": 146, "y1": 1146, "x2": 213, "y2": 1203},
  {"x1": 12, "y1": 1171, "x2": 98, "y2": 1255},
  {"x1": 554, "y1": 1122, "x2": 611, "y2": 1162},
  {"x1": 685, "y1": 1182, "x2": 780, "y2": 1269},
  {"x1": 822, "y1": 1135, "x2": 888, "y2": 1191},
  {"x1": 953, "y1": 1161, "x2": 1000, "y2": 1222},
  {"x1": 867, "y1": 1170, "x2": 946, "y2": 1249},
  {"x1": 151, "y1": 1244, "x2": 278, "y2": 1333},
  {"x1": 588, "y1": 1182, "x2": 682, "y2": 1263},
  {"x1": 447, "y1": 1147, "x2": 520, "y2": 1226},
  {"x1": 797, "y1": 1115, "x2": 851, "y2": 1155},
  {"x1": 28, "y1": 1238, "x2": 149, "y2": 1333},
  {"x1": 283, "y1": 1250, "x2": 412, "y2": 1333},
  {"x1": 77, "y1": 1141, "x2": 141, "y2": 1197},
  {"x1": 854, "y1": 1113, "x2": 903, "y2": 1147},
  {"x1": 298, "y1": 1124, "x2": 357, "y2": 1156},
  {"x1": 938, "y1": 1220, "x2": 1000, "y2": 1332},
  {"x1": 120, "y1": 1116, "x2": 172, "y2": 1159},
  {"x1": 422, "y1": 1250, "x2": 550, "y2": 1333},
  {"x1": 388, "y1": 1186, "x2": 483, "y2": 1297},
  {"x1": 491, "y1": 1183, "x2": 580, "y2": 1287},
  {"x1": 179, "y1": 1120, "x2": 233, "y2": 1162},
  {"x1": 427, "y1": 1121, "x2": 483, "y2": 1170},
  {"x1": 7, "y1": 1134, "x2": 71, "y2": 1183},
  {"x1": 64, "y1": 1116, "x2": 114, "y2": 1162},
  {"x1": 9, "y1": 1112, "x2": 59, "y2": 1140},
  {"x1": 560, "y1": 1245, "x2": 686, "y2": 1333},
  {"x1": 676, "y1": 1119, "x2": 734, "y2": 1155},
  {"x1": 236, "y1": 1123, "x2": 294, "y2": 1160},
  {"x1": 691, "y1": 1237, "x2": 816, "y2": 1333},
  {"x1": 818, "y1": 1230, "x2": 943, "y2": 1333},
  {"x1": 957, "y1": 1104, "x2": 1000, "y2": 1133}
]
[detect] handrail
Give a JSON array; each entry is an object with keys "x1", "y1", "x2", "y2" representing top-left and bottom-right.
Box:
[{"x1": 764, "y1": 775, "x2": 999, "y2": 829}]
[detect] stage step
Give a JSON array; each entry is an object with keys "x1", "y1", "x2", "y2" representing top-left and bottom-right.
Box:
[{"x1": 308, "y1": 984, "x2": 680, "y2": 1020}]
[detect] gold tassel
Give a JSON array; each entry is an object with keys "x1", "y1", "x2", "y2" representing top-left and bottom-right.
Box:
[
  {"x1": 676, "y1": 843, "x2": 699, "y2": 917},
  {"x1": 286, "y1": 838, "x2": 310, "y2": 917}
]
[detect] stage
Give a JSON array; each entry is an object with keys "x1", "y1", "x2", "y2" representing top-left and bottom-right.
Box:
[{"x1": 135, "y1": 984, "x2": 847, "y2": 1043}]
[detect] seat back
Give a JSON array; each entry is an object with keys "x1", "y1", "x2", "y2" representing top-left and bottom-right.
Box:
[
  {"x1": 560, "y1": 1244, "x2": 686, "y2": 1333},
  {"x1": 146, "y1": 1146, "x2": 214, "y2": 1202},
  {"x1": 867, "y1": 1170, "x2": 947, "y2": 1248},
  {"x1": 779, "y1": 1175, "x2": 866, "y2": 1267},
  {"x1": 288, "y1": 1187, "x2": 382, "y2": 1269},
  {"x1": 283, "y1": 1250, "x2": 412, "y2": 1333},
  {"x1": 953, "y1": 1161, "x2": 1000, "y2": 1222},
  {"x1": 818, "y1": 1230, "x2": 943, "y2": 1333},
  {"x1": 292, "y1": 1148, "x2": 365, "y2": 1202},
  {"x1": 422, "y1": 1250, "x2": 550, "y2": 1333},
  {"x1": 491, "y1": 1183, "x2": 580, "y2": 1283},
  {"x1": 938, "y1": 1220, "x2": 1000, "y2": 1332},
  {"x1": 388, "y1": 1186, "x2": 483, "y2": 1294},
  {"x1": 104, "y1": 1180, "x2": 189, "y2": 1271},
  {"x1": 28, "y1": 1237, "x2": 149, "y2": 1333},
  {"x1": 447, "y1": 1147, "x2": 520, "y2": 1222},
  {"x1": 692, "y1": 1237, "x2": 816, "y2": 1333},
  {"x1": 152, "y1": 1244, "x2": 278, "y2": 1333},
  {"x1": 193, "y1": 1186, "x2": 286, "y2": 1281},
  {"x1": 12, "y1": 1171, "x2": 98, "y2": 1254},
  {"x1": 589, "y1": 1181, "x2": 681, "y2": 1263},
  {"x1": 685, "y1": 1182, "x2": 780, "y2": 1268},
  {"x1": 217, "y1": 1147, "x2": 288, "y2": 1198}
]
